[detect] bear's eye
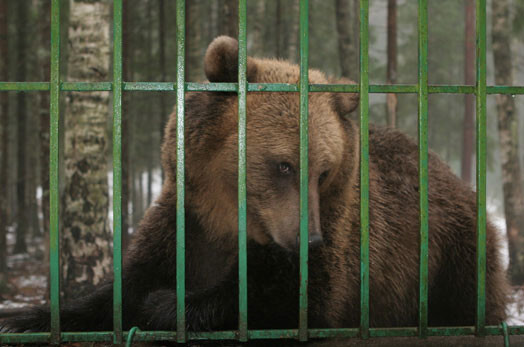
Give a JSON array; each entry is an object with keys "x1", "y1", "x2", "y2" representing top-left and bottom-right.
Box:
[
  {"x1": 278, "y1": 162, "x2": 294, "y2": 176},
  {"x1": 319, "y1": 171, "x2": 329, "y2": 185}
]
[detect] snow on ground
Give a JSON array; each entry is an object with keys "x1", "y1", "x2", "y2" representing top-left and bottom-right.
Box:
[{"x1": 508, "y1": 288, "x2": 524, "y2": 325}]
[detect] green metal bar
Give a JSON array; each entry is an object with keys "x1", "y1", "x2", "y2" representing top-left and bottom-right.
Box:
[
  {"x1": 487, "y1": 86, "x2": 524, "y2": 94},
  {"x1": 0, "y1": 82, "x2": 49, "y2": 91},
  {"x1": 175, "y1": 0, "x2": 186, "y2": 343},
  {"x1": 1, "y1": 82, "x2": 524, "y2": 95},
  {"x1": 309, "y1": 84, "x2": 359, "y2": 93},
  {"x1": 417, "y1": 0, "x2": 429, "y2": 339},
  {"x1": 112, "y1": 0, "x2": 123, "y2": 344},
  {"x1": 429, "y1": 85, "x2": 475, "y2": 94},
  {"x1": 49, "y1": 0, "x2": 61, "y2": 344},
  {"x1": 370, "y1": 328, "x2": 419, "y2": 338},
  {"x1": 298, "y1": 0, "x2": 309, "y2": 342},
  {"x1": 359, "y1": 0, "x2": 370, "y2": 340},
  {"x1": 125, "y1": 327, "x2": 139, "y2": 347},
  {"x1": 2, "y1": 325, "x2": 524, "y2": 344},
  {"x1": 237, "y1": 0, "x2": 248, "y2": 342},
  {"x1": 63, "y1": 82, "x2": 112, "y2": 91},
  {"x1": 501, "y1": 322, "x2": 510, "y2": 347},
  {"x1": 476, "y1": 0, "x2": 487, "y2": 336}
]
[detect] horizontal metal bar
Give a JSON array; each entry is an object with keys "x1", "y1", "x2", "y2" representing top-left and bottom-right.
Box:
[
  {"x1": 487, "y1": 86, "x2": 524, "y2": 94},
  {"x1": 1, "y1": 82, "x2": 524, "y2": 94},
  {"x1": 63, "y1": 82, "x2": 113, "y2": 91},
  {"x1": 0, "y1": 82, "x2": 49, "y2": 91},
  {"x1": 2, "y1": 326, "x2": 524, "y2": 344},
  {"x1": 125, "y1": 82, "x2": 175, "y2": 91}
]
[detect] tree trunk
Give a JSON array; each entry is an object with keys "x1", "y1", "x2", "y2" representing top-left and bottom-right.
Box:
[
  {"x1": 14, "y1": 0, "x2": 28, "y2": 255},
  {"x1": 38, "y1": 0, "x2": 52, "y2": 297},
  {"x1": 146, "y1": 0, "x2": 154, "y2": 208},
  {"x1": 131, "y1": 164, "x2": 139, "y2": 227},
  {"x1": 352, "y1": 0, "x2": 359, "y2": 78},
  {"x1": 122, "y1": 0, "x2": 131, "y2": 247},
  {"x1": 492, "y1": 0, "x2": 524, "y2": 284},
  {"x1": 461, "y1": 0, "x2": 475, "y2": 184},
  {"x1": 219, "y1": 0, "x2": 238, "y2": 37},
  {"x1": 386, "y1": 0, "x2": 398, "y2": 128},
  {"x1": 252, "y1": 0, "x2": 265, "y2": 56},
  {"x1": 133, "y1": 172, "x2": 144, "y2": 225},
  {"x1": 158, "y1": 0, "x2": 167, "y2": 183},
  {"x1": 275, "y1": 0, "x2": 282, "y2": 58},
  {"x1": 208, "y1": 0, "x2": 219, "y2": 42},
  {"x1": 62, "y1": 0, "x2": 113, "y2": 299},
  {"x1": 288, "y1": 0, "x2": 300, "y2": 62},
  {"x1": 28, "y1": 143, "x2": 40, "y2": 236},
  {"x1": 335, "y1": 0, "x2": 356, "y2": 79},
  {"x1": 0, "y1": 0, "x2": 9, "y2": 290},
  {"x1": 38, "y1": 0, "x2": 51, "y2": 236},
  {"x1": 147, "y1": 165, "x2": 152, "y2": 206},
  {"x1": 187, "y1": 0, "x2": 202, "y2": 81}
]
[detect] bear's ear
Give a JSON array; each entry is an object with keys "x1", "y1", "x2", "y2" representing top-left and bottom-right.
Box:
[
  {"x1": 329, "y1": 77, "x2": 360, "y2": 116},
  {"x1": 204, "y1": 36, "x2": 258, "y2": 83}
]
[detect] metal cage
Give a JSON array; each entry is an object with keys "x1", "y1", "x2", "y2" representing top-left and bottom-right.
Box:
[{"x1": 1, "y1": 0, "x2": 524, "y2": 345}]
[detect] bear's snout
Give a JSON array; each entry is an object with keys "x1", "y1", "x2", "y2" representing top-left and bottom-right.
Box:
[{"x1": 294, "y1": 230, "x2": 324, "y2": 251}]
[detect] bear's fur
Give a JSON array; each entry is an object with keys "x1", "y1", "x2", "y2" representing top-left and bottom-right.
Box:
[{"x1": 0, "y1": 36, "x2": 509, "y2": 334}]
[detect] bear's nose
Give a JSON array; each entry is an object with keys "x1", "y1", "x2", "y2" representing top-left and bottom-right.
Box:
[
  {"x1": 295, "y1": 233, "x2": 324, "y2": 250},
  {"x1": 309, "y1": 233, "x2": 323, "y2": 248}
]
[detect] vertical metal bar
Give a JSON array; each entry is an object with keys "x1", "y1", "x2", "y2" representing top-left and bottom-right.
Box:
[
  {"x1": 175, "y1": 0, "x2": 186, "y2": 343},
  {"x1": 359, "y1": 0, "x2": 370, "y2": 340},
  {"x1": 112, "y1": 0, "x2": 123, "y2": 344},
  {"x1": 475, "y1": 0, "x2": 487, "y2": 336},
  {"x1": 298, "y1": 0, "x2": 309, "y2": 342},
  {"x1": 237, "y1": 0, "x2": 248, "y2": 342},
  {"x1": 417, "y1": 0, "x2": 429, "y2": 339},
  {"x1": 49, "y1": 0, "x2": 60, "y2": 344}
]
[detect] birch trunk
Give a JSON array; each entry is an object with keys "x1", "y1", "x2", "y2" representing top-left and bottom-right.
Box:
[
  {"x1": 62, "y1": 0, "x2": 112, "y2": 298},
  {"x1": 492, "y1": 0, "x2": 524, "y2": 284}
]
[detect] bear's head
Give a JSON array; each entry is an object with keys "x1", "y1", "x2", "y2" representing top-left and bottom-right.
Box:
[{"x1": 162, "y1": 36, "x2": 360, "y2": 251}]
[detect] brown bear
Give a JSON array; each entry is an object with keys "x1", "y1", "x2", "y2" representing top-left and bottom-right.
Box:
[{"x1": 0, "y1": 36, "x2": 509, "y2": 335}]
